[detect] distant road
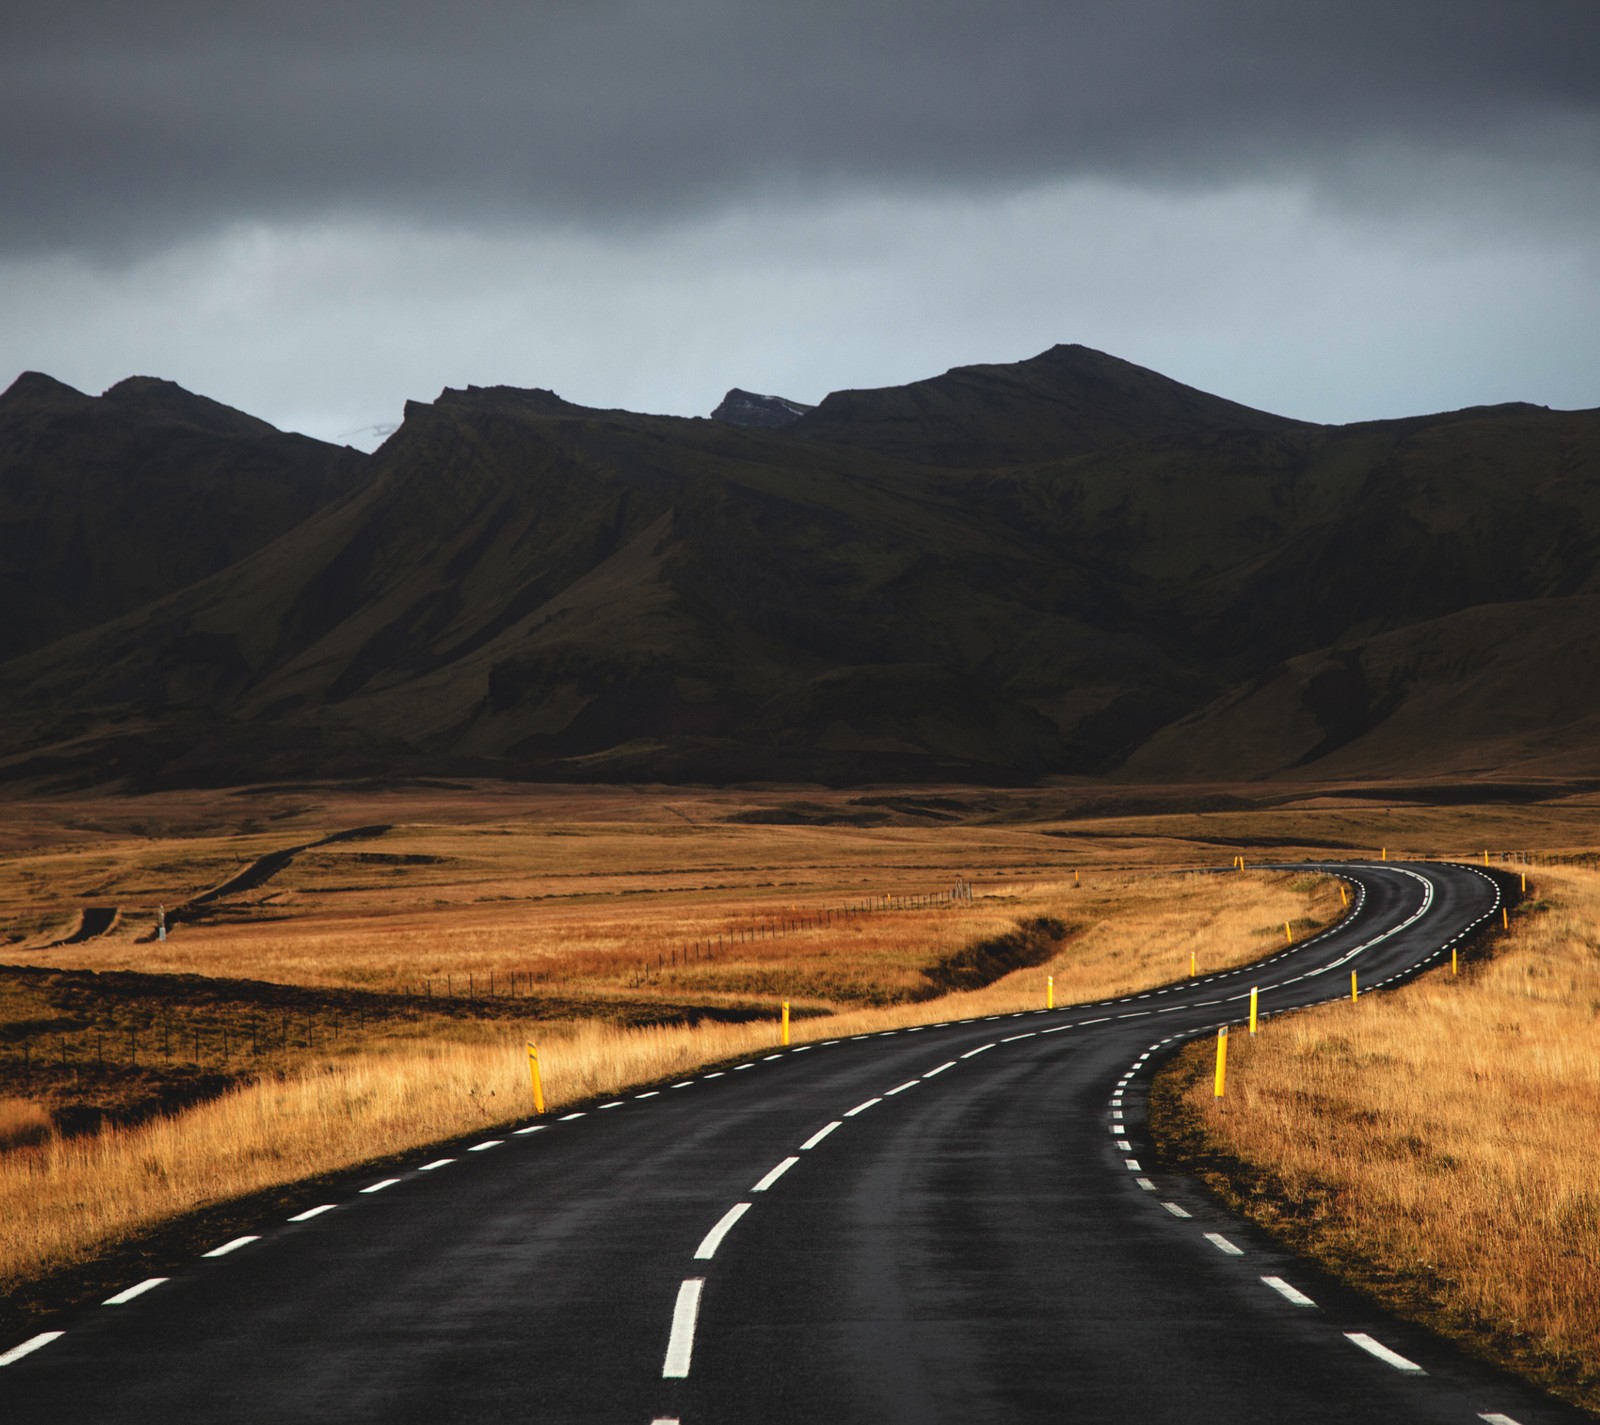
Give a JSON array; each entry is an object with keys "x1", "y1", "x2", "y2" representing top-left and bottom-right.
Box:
[{"x1": 2, "y1": 863, "x2": 1583, "y2": 1423}]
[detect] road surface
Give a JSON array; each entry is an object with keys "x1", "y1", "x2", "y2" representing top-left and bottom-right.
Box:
[{"x1": 2, "y1": 861, "x2": 1584, "y2": 1423}]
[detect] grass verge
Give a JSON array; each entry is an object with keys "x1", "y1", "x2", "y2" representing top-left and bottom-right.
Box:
[
  {"x1": 0, "y1": 869, "x2": 1337, "y2": 1335},
  {"x1": 1150, "y1": 866, "x2": 1600, "y2": 1414}
]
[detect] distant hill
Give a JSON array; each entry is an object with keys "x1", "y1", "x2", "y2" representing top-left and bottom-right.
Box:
[
  {"x1": 710, "y1": 389, "x2": 814, "y2": 429},
  {"x1": 0, "y1": 346, "x2": 1596, "y2": 789},
  {"x1": 0, "y1": 372, "x2": 369, "y2": 662}
]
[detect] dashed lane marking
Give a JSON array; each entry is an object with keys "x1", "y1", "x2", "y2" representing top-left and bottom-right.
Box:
[
  {"x1": 470, "y1": 1139, "x2": 505, "y2": 1149},
  {"x1": 202, "y1": 1235, "x2": 260, "y2": 1257},
  {"x1": 960, "y1": 1043, "x2": 996, "y2": 1059},
  {"x1": 1261, "y1": 1276, "x2": 1315, "y2": 1306},
  {"x1": 751, "y1": 1157, "x2": 800, "y2": 1192},
  {"x1": 662, "y1": 1279, "x2": 704, "y2": 1379},
  {"x1": 923, "y1": 1061, "x2": 957, "y2": 1077},
  {"x1": 1204, "y1": 1233, "x2": 1244, "y2": 1256},
  {"x1": 513, "y1": 1125, "x2": 547, "y2": 1135},
  {"x1": 1161, "y1": 1202, "x2": 1191, "y2": 1219},
  {"x1": 1345, "y1": 1332, "x2": 1425, "y2": 1374},
  {"x1": 103, "y1": 1278, "x2": 168, "y2": 1305},
  {"x1": 693, "y1": 1203, "x2": 752, "y2": 1260},
  {"x1": 419, "y1": 1158, "x2": 454, "y2": 1171},
  {"x1": 845, "y1": 1097, "x2": 882, "y2": 1117},
  {"x1": 0, "y1": 1333, "x2": 64, "y2": 1367},
  {"x1": 288, "y1": 1204, "x2": 338, "y2": 1222},
  {"x1": 885, "y1": 1080, "x2": 919, "y2": 1096},
  {"x1": 800, "y1": 1121, "x2": 841, "y2": 1150},
  {"x1": 360, "y1": 1179, "x2": 401, "y2": 1195}
]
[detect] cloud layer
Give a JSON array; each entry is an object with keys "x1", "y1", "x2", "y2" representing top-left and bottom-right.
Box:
[{"x1": 3, "y1": 1, "x2": 1598, "y2": 437}]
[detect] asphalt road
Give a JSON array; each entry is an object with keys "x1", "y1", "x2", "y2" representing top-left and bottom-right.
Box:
[{"x1": 2, "y1": 861, "x2": 1585, "y2": 1424}]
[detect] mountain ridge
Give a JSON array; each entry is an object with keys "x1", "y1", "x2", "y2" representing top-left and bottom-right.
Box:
[{"x1": 1, "y1": 347, "x2": 1596, "y2": 790}]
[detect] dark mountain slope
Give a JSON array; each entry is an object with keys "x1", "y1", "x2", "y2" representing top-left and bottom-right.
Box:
[
  {"x1": 791, "y1": 343, "x2": 1307, "y2": 466},
  {"x1": 0, "y1": 372, "x2": 369, "y2": 661},
  {"x1": 0, "y1": 351, "x2": 1596, "y2": 788}
]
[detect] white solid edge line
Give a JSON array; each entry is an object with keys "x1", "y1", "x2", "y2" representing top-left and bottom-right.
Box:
[
  {"x1": 1345, "y1": 1332, "x2": 1425, "y2": 1374},
  {"x1": 419, "y1": 1158, "x2": 455, "y2": 1170},
  {"x1": 1261, "y1": 1275, "x2": 1315, "y2": 1307},
  {"x1": 844, "y1": 1097, "x2": 882, "y2": 1117},
  {"x1": 751, "y1": 1156, "x2": 800, "y2": 1192},
  {"x1": 103, "y1": 1277, "x2": 168, "y2": 1305},
  {"x1": 1203, "y1": 1232, "x2": 1243, "y2": 1256},
  {"x1": 800, "y1": 1121, "x2": 842, "y2": 1150},
  {"x1": 202, "y1": 1235, "x2": 260, "y2": 1257},
  {"x1": 288, "y1": 1204, "x2": 338, "y2": 1222},
  {"x1": 0, "y1": 1332, "x2": 64, "y2": 1367},
  {"x1": 693, "y1": 1202, "x2": 753, "y2": 1260},
  {"x1": 662, "y1": 1278, "x2": 705, "y2": 1379}
]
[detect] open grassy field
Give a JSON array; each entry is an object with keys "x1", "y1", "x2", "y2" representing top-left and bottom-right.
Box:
[
  {"x1": 2, "y1": 775, "x2": 1597, "y2": 1361},
  {"x1": 1155, "y1": 863, "x2": 1600, "y2": 1413}
]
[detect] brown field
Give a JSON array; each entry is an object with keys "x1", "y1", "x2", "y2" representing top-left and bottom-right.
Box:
[
  {"x1": 2, "y1": 776, "x2": 1598, "y2": 1367},
  {"x1": 1157, "y1": 863, "x2": 1600, "y2": 1413}
]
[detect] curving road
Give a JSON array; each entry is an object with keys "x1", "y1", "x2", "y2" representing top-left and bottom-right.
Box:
[{"x1": 1, "y1": 862, "x2": 1585, "y2": 1423}]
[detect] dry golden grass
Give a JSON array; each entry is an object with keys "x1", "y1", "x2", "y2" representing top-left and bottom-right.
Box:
[
  {"x1": 0, "y1": 1098, "x2": 51, "y2": 1150},
  {"x1": 1165, "y1": 866, "x2": 1600, "y2": 1411},
  {"x1": 0, "y1": 869, "x2": 1335, "y2": 1299}
]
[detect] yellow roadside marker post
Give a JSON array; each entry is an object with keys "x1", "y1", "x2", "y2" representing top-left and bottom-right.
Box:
[
  {"x1": 1213, "y1": 1027, "x2": 1228, "y2": 1099},
  {"x1": 1340, "y1": 884, "x2": 1348, "y2": 908},
  {"x1": 1350, "y1": 971, "x2": 1359, "y2": 1003},
  {"x1": 781, "y1": 1000, "x2": 790, "y2": 1047},
  {"x1": 526, "y1": 1042, "x2": 545, "y2": 1115},
  {"x1": 1284, "y1": 921, "x2": 1293, "y2": 944},
  {"x1": 1502, "y1": 908, "x2": 1509, "y2": 930},
  {"x1": 1483, "y1": 850, "x2": 1490, "y2": 866},
  {"x1": 1381, "y1": 847, "x2": 1387, "y2": 862},
  {"x1": 1452, "y1": 947, "x2": 1457, "y2": 976},
  {"x1": 1190, "y1": 950, "x2": 1197, "y2": 977},
  {"x1": 1249, "y1": 987, "x2": 1258, "y2": 1034},
  {"x1": 1046, "y1": 975, "x2": 1054, "y2": 1010},
  {"x1": 1521, "y1": 873, "x2": 1527, "y2": 892}
]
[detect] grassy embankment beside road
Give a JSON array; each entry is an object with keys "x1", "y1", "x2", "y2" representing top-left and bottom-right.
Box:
[
  {"x1": 0, "y1": 856, "x2": 1337, "y2": 1333},
  {"x1": 1155, "y1": 865, "x2": 1600, "y2": 1414}
]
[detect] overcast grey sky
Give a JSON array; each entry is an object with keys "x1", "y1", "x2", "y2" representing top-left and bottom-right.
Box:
[{"x1": 4, "y1": 1, "x2": 1598, "y2": 445}]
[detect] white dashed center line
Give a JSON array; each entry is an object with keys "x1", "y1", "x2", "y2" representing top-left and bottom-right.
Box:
[
  {"x1": 560, "y1": 1111, "x2": 587, "y2": 1120},
  {"x1": 1345, "y1": 1332, "x2": 1425, "y2": 1374},
  {"x1": 1203, "y1": 1233, "x2": 1243, "y2": 1256},
  {"x1": 693, "y1": 1203, "x2": 752, "y2": 1260},
  {"x1": 288, "y1": 1204, "x2": 338, "y2": 1221},
  {"x1": 470, "y1": 1139, "x2": 504, "y2": 1149},
  {"x1": 923, "y1": 1061, "x2": 957, "y2": 1078},
  {"x1": 361, "y1": 1178, "x2": 401, "y2": 1194},
  {"x1": 960, "y1": 1043, "x2": 995, "y2": 1059},
  {"x1": 513, "y1": 1125, "x2": 547, "y2": 1135},
  {"x1": 661, "y1": 1279, "x2": 704, "y2": 1379},
  {"x1": 751, "y1": 1157, "x2": 800, "y2": 1192},
  {"x1": 885, "y1": 1080, "x2": 919, "y2": 1096},
  {"x1": 103, "y1": 1278, "x2": 168, "y2": 1305},
  {"x1": 845, "y1": 1097, "x2": 882, "y2": 1117},
  {"x1": 800, "y1": 1121, "x2": 841, "y2": 1150},
  {"x1": 419, "y1": 1158, "x2": 454, "y2": 1170},
  {"x1": 1160, "y1": 1202, "x2": 1191, "y2": 1218}
]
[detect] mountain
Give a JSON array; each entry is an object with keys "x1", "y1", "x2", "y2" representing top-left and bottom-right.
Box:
[
  {"x1": 710, "y1": 389, "x2": 815, "y2": 429},
  {"x1": 0, "y1": 347, "x2": 1596, "y2": 790},
  {"x1": 0, "y1": 372, "x2": 370, "y2": 662}
]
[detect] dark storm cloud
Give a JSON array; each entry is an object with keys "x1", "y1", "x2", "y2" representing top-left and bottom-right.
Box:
[{"x1": 4, "y1": 0, "x2": 1598, "y2": 257}]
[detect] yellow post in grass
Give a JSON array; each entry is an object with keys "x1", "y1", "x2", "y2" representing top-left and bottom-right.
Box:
[
  {"x1": 1381, "y1": 847, "x2": 1388, "y2": 861},
  {"x1": 1249, "y1": 986, "x2": 1258, "y2": 1034},
  {"x1": 781, "y1": 1000, "x2": 791, "y2": 1047},
  {"x1": 1238, "y1": 856, "x2": 1245, "y2": 872},
  {"x1": 1350, "y1": 970, "x2": 1359, "y2": 1002},
  {"x1": 1284, "y1": 921, "x2": 1293, "y2": 944},
  {"x1": 1213, "y1": 1027, "x2": 1228, "y2": 1098},
  {"x1": 1502, "y1": 907, "x2": 1509, "y2": 930},
  {"x1": 1190, "y1": 950, "x2": 1197, "y2": 977},
  {"x1": 1452, "y1": 947, "x2": 1457, "y2": 976},
  {"x1": 526, "y1": 1042, "x2": 545, "y2": 1115},
  {"x1": 1046, "y1": 975, "x2": 1054, "y2": 1010},
  {"x1": 1521, "y1": 873, "x2": 1527, "y2": 892},
  {"x1": 1340, "y1": 884, "x2": 1348, "y2": 907},
  {"x1": 1484, "y1": 849, "x2": 1490, "y2": 866}
]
